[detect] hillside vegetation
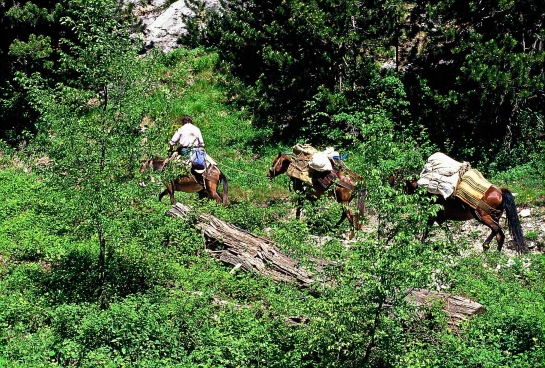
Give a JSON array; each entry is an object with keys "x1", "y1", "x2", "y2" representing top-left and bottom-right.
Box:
[{"x1": 1, "y1": 0, "x2": 545, "y2": 367}]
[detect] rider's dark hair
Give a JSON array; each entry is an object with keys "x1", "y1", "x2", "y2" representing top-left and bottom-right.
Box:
[{"x1": 181, "y1": 115, "x2": 193, "y2": 125}]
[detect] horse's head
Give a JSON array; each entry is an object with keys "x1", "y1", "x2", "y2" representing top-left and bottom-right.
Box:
[
  {"x1": 267, "y1": 152, "x2": 291, "y2": 179},
  {"x1": 388, "y1": 169, "x2": 419, "y2": 194},
  {"x1": 140, "y1": 157, "x2": 168, "y2": 174}
]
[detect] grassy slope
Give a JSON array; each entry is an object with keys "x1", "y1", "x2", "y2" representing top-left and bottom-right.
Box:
[{"x1": 0, "y1": 47, "x2": 544, "y2": 367}]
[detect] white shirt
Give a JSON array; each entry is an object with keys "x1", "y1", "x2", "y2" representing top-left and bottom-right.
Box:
[{"x1": 169, "y1": 123, "x2": 205, "y2": 147}]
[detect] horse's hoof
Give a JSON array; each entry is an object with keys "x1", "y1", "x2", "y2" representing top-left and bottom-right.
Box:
[{"x1": 344, "y1": 230, "x2": 355, "y2": 240}]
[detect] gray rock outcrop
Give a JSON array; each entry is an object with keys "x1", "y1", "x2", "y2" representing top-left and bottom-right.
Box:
[{"x1": 128, "y1": 0, "x2": 220, "y2": 54}]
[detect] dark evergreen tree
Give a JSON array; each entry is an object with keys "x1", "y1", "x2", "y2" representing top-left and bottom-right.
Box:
[
  {"x1": 0, "y1": 0, "x2": 141, "y2": 143},
  {"x1": 180, "y1": 0, "x2": 406, "y2": 143},
  {"x1": 404, "y1": 0, "x2": 545, "y2": 166},
  {"x1": 0, "y1": 1, "x2": 65, "y2": 142}
]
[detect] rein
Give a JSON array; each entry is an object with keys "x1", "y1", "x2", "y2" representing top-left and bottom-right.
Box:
[{"x1": 215, "y1": 160, "x2": 272, "y2": 179}]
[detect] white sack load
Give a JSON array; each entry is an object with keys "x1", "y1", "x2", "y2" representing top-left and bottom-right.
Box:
[
  {"x1": 324, "y1": 147, "x2": 339, "y2": 160},
  {"x1": 309, "y1": 151, "x2": 333, "y2": 172},
  {"x1": 417, "y1": 152, "x2": 470, "y2": 198}
]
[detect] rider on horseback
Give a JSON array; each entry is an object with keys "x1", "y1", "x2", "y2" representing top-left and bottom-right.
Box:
[
  {"x1": 168, "y1": 115, "x2": 205, "y2": 154},
  {"x1": 168, "y1": 115, "x2": 206, "y2": 173}
]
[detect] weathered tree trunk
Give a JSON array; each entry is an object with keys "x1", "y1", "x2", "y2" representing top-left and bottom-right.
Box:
[
  {"x1": 167, "y1": 203, "x2": 315, "y2": 287},
  {"x1": 167, "y1": 203, "x2": 484, "y2": 328},
  {"x1": 406, "y1": 288, "x2": 484, "y2": 328}
]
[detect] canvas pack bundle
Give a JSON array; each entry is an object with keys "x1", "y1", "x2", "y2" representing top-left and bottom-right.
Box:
[
  {"x1": 455, "y1": 169, "x2": 493, "y2": 209},
  {"x1": 308, "y1": 152, "x2": 333, "y2": 172},
  {"x1": 292, "y1": 144, "x2": 318, "y2": 156},
  {"x1": 417, "y1": 152, "x2": 471, "y2": 198},
  {"x1": 287, "y1": 144, "x2": 317, "y2": 184}
]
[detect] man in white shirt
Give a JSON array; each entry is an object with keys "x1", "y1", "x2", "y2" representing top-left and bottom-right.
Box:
[{"x1": 168, "y1": 115, "x2": 205, "y2": 155}]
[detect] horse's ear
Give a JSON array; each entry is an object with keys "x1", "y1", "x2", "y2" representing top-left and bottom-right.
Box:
[{"x1": 278, "y1": 152, "x2": 282, "y2": 157}]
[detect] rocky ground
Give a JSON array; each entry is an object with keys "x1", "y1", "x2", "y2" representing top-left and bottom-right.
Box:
[
  {"x1": 356, "y1": 205, "x2": 545, "y2": 257},
  {"x1": 306, "y1": 204, "x2": 545, "y2": 260}
]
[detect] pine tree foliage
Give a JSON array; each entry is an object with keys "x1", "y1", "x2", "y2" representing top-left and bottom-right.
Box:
[
  {"x1": 181, "y1": 0, "x2": 544, "y2": 166},
  {"x1": 0, "y1": 0, "x2": 141, "y2": 142},
  {"x1": 405, "y1": 0, "x2": 545, "y2": 165},
  {"x1": 181, "y1": 0, "x2": 408, "y2": 140}
]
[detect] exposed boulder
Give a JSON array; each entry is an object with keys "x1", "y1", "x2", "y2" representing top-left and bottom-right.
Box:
[{"x1": 127, "y1": 0, "x2": 220, "y2": 54}]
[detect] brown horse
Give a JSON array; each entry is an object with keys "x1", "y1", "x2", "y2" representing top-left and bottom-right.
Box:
[
  {"x1": 140, "y1": 157, "x2": 228, "y2": 205},
  {"x1": 268, "y1": 153, "x2": 366, "y2": 230},
  {"x1": 389, "y1": 171, "x2": 527, "y2": 253}
]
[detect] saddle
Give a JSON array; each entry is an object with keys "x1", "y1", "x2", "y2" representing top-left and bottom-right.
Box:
[
  {"x1": 314, "y1": 170, "x2": 338, "y2": 190},
  {"x1": 455, "y1": 169, "x2": 501, "y2": 217},
  {"x1": 313, "y1": 166, "x2": 355, "y2": 191},
  {"x1": 191, "y1": 163, "x2": 221, "y2": 188}
]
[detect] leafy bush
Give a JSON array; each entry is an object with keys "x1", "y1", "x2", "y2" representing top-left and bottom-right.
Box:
[{"x1": 1, "y1": 4, "x2": 544, "y2": 366}]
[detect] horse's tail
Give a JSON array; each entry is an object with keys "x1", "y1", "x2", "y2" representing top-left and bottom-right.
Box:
[
  {"x1": 350, "y1": 185, "x2": 366, "y2": 230},
  {"x1": 356, "y1": 187, "x2": 367, "y2": 216},
  {"x1": 502, "y1": 188, "x2": 527, "y2": 253},
  {"x1": 220, "y1": 170, "x2": 229, "y2": 206}
]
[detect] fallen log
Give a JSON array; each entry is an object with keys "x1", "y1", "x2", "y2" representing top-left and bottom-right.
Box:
[
  {"x1": 167, "y1": 202, "x2": 315, "y2": 287},
  {"x1": 167, "y1": 204, "x2": 484, "y2": 328},
  {"x1": 406, "y1": 288, "x2": 484, "y2": 328}
]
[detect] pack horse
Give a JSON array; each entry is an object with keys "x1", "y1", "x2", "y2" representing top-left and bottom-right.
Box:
[
  {"x1": 268, "y1": 152, "x2": 366, "y2": 231},
  {"x1": 390, "y1": 153, "x2": 527, "y2": 253}
]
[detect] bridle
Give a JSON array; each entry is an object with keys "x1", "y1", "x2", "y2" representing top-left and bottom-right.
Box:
[{"x1": 268, "y1": 157, "x2": 283, "y2": 179}]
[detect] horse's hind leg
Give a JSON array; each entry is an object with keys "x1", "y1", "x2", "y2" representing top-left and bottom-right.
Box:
[
  {"x1": 482, "y1": 228, "x2": 498, "y2": 251},
  {"x1": 204, "y1": 182, "x2": 223, "y2": 204},
  {"x1": 208, "y1": 190, "x2": 223, "y2": 204},
  {"x1": 495, "y1": 228, "x2": 505, "y2": 252},
  {"x1": 476, "y1": 211, "x2": 503, "y2": 251},
  {"x1": 482, "y1": 221, "x2": 503, "y2": 251}
]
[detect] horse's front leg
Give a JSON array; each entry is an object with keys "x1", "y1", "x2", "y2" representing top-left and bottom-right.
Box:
[
  {"x1": 168, "y1": 182, "x2": 176, "y2": 205},
  {"x1": 159, "y1": 188, "x2": 168, "y2": 202},
  {"x1": 335, "y1": 199, "x2": 357, "y2": 229},
  {"x1": 441, "y1": 222, "x2": 455, "y2": 246},
  {"x1": 421, "y1": 217, "x2": 436, "y2": 244},
  {"x1": 334, "y1": 208, "x2": 348, "y2": 228},
  {"x1": 295, "y1": 198, "x2": 302, "y2": 220},
  {"x1": 159, "y1": 183, "x2": 173, "y2": 203},
  {"x1": 337, "y1": 205, "x2": 357, "y2": 240},
  {"x1": 420, "y1": 217, "x2": 442, "y2": 243}
]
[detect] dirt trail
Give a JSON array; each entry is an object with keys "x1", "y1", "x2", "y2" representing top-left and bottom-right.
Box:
[{"x1": 355, "y1": 206, "x2": 544, "y2": 257}]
